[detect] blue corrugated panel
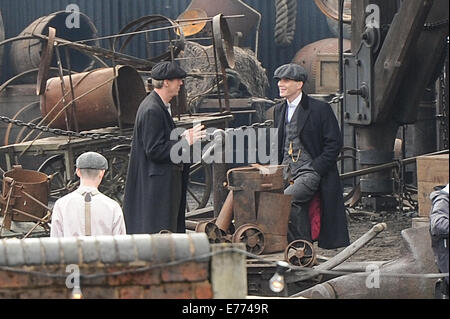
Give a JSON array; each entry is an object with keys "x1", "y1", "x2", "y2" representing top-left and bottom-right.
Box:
[{"x1": 0, "y1": 0, "x2": 332, "y2": 97}]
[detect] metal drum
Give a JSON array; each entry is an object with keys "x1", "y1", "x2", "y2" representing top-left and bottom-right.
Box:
[
  {"x1": 292, "y1": 38, "x2": 351, "y2": 94},
  {"x1": 9, "y1": 11, "x2": 98, "y2": 80},
  {"x1": 1, "y1": 166, "x2": 50, "y2": 223},
  {"x1": 40, "y1": 65, "x2": 146, "y2": 131}
]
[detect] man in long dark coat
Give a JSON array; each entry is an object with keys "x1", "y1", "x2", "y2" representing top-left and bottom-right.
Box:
[
  {"x1": 123, "y1": 61, "x2": 204, "y2": 234},
  {"x1": 272, "y1": 63, "x2": 350, "y2": 249}
]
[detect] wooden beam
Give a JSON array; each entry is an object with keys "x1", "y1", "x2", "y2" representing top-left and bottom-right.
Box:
[
  {"x1": 393, "y1": 0, "x2": 449, "y2": 124},
  {"x1": 373, "y1": 0, "x2": 434, "y2": 122}
]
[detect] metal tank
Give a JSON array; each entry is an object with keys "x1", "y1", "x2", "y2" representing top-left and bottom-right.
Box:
[
  {"x1": 1, "y1": 166, "x2": 50, "y2": 223},
  {"x1": 9, "y1": 11, "x2": 98, "y2": 80},
  {"x1": 292, "y1": 38, "x2": 351, "y2": 94},
  {"x1": 40, "y1": 65, "x2": 146, "y2": 131}
]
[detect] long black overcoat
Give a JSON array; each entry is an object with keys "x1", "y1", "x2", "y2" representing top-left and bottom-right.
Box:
[
  {"x1": 123, "y1": 91, "x2": 189, "y2": 234},
  {"x1": 273, "y1": 93, "x2": 350, "y2": 249}
]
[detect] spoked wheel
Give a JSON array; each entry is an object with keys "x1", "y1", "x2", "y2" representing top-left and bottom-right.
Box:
[
  {"x1": 99, "y1": 144, "x2": 130, "y2": 205},
  {"x1": 186, "y1": 162, "x2": 212, "y2": 211},
  {"x1": 232, "y1": 223, "x2": 265, "y2": 255},
  {"x1": 37, "y1": 154, "x2": 77, "y2": 202},
  {"x1": 284, "y1": 239, "x2": 316, "y2": 267}
]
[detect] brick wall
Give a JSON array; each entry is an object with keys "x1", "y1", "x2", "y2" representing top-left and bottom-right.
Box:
[{"x1": 0, "y1": 233, "x2": 213, "y2": 299}]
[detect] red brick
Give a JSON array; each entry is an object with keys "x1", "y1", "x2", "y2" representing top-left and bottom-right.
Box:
[
  {"x1": 142, "y1": 285, "x2": 165, "y2": 299},
  {"x1": 161, "y1": 262, "x2": 208, "y2": 283},
  {"x1": 162, "y1": 282, "x2": 194, "y2": 299},
  {"x1": 82, "y1": 287, "x2": 118, "y2": 299},
  {"x1": 0, "y1": 288, "x2": 19, "y2": 299},
  {"x1": 119, "y1": 286, "x2": 143, "y2": 299},
  {"x1": 143, "y1": 283, "x2": 194, "y2": 299},
  {"x1": 0, "y1": 270, "x2": 30, "y2": 288},
  {"x1": 107, "y1": 266, "x2": 160, "y2": 286},
  {"x1": 19, "y1": 288, "x2": 69, "y2": 299},
  {"x1": 194, "y1": 281, "x2": 213, "y2": 299}
]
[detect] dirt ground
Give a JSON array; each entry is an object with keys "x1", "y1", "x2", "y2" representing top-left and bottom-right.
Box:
[{"x1": 314, "y1": 207, "x2": 415, "y2": 262}]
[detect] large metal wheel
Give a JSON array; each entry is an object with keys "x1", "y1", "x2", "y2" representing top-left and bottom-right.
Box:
[
  {"x1": 232, "y1": 223, "x2": 265, "y2": 255},
  {"x1": 99, "y1": 145, "x2": 130, "y2": 205},
  {"x1": 186, "y1": 162, "x2": 212, "y2": 211},
  {"x1": 37, "y1": 154, "x2": 76, "y2": 202},
  {"x1": 284, "y1": 239, "x2": 316, "y2": 267}
]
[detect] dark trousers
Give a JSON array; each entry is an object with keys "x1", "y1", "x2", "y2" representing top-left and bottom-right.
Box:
[
  {"x1": 284, "y1": 170, "x2": 320, "y2": 243},
  {"x1": 168, "y1": 167, "x2": 182, "y2": 232}
]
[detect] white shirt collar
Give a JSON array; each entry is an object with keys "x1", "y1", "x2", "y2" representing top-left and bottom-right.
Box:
[{"x1": 288, "y1": 92, "x2": 303, "y2": 108}]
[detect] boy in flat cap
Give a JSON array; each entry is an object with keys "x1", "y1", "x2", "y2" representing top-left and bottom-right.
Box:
[
  {"x1": 272, "y1": 63, "x2": 349, "y2": 249},
  {"x1": 123, "y1": 61, "x2": 205, "y2": 234},
  {"x1": 50, "y1": 152, "x2": 126, "y2": 237}
]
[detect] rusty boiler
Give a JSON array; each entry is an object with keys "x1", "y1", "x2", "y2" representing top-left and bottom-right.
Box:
[{"x1": 40, "y1": 65, "x2": 146, "y2": 131}]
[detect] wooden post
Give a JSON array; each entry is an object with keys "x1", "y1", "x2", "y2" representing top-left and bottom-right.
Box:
[{"x1": 210, "y1": 243, "x2": 247, "y2": 299}]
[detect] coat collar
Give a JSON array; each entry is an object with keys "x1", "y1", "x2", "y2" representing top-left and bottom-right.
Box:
[
  {"x1": 151, "y1": 90, "x2": 176, "y2": 128},
  {"x1": 277, "y1": 93, "x2": 310, "y2": 131}
]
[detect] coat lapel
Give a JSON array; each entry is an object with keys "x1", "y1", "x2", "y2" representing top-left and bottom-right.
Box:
[
  {"x1": 151, "y1": 91, "x2": 176, "y2": 129},
  {"x1": 295, "y1": 93, "x2": 311, "y2": 135},
  {"x1": 277, "y1": 101, "x2": 287, "y2": 154}
]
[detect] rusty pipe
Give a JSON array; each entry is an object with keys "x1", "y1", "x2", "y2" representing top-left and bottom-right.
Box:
[{"x1": 215, "y1": 191, "x2": 233, "y2": 232}]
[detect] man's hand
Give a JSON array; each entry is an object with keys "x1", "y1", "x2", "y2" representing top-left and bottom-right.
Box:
[{"x1": 183, "y1": 124, "x2": 206, "y2": 146}]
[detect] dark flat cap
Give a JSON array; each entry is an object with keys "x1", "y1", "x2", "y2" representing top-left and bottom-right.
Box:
[
  {"x1": 76, "y1": 152, "x2": 108, "y2": 170},
  {"x1": 151, "y1": 61, "x2": 187, "y2": 80},
  {"x1": 273, "y1": 63, "x2": 308, "y2": 82}
]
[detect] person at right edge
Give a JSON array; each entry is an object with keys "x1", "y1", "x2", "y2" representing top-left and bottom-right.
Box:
[
  {"x1": 272, "y1": 63, "x2": 350, "y2": 249},
  {"x1": 429, "y1": 183, "x2": 449, "y2": 299}
]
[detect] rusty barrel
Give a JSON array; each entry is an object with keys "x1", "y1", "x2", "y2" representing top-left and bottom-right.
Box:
[
  {"x1": 1, "y1": 166, "x2": 49, "y2": 222},
  {"x1": 41, "y1": 65, "x2": 146, "y2": 131},
  {"x1": 9, "y1": 11, "x2": 98, "y2": 80}
]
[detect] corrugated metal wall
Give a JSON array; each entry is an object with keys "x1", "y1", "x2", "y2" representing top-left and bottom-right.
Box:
[{"x1": 0, "y1": 0, "x2": 333, "y2": 98}]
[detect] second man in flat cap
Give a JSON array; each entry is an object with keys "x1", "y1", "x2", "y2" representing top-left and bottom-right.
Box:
[
  {"x1": 272, "y1": 63, "x2": 349, "y2": 250},
  {"x1": 123, "y1": 61, "x2": 205, "y2": 234}
]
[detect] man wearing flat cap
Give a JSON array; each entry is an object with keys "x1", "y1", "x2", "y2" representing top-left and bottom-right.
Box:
[
  {"x1": 272, "y1": 63, "x2": 349, "y2": 249},
  {"x1": 50, "y1": 152, "x2": 126, "y2": 237},
  {"x1": 123, "y1": 61, "x2": 205, "y2": 234}
]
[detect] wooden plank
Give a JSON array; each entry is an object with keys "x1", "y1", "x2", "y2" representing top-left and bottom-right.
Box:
[
  {"x1": 373, "y1": 0, "x2": 433, "y2": 122},
  {"x1": 416, "y1": 154, "x2": 449, "y2": 182},
  {"x1": 417, "y1": 154, "x2": 449, "y2": 216},
  {"x1": 417, "y1": 181, "x2": 447, "y2": 216}
]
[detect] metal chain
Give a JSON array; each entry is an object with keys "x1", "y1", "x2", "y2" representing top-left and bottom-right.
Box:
[
  {"x1": 0, "y1": 115, "x2": 133, "y2": 142},
  {"x1": 1, "y1": 115, "x2": 273, "y2": 143},
  {"x1": 328, "y1": 94, "x2": 344, "y2": 105},
  {"x1": 423, "y1": 19, "x2": 449, "y2": 30},
  {"x1": 438, "y1": 68, "x2": 449, "y2": 149}
]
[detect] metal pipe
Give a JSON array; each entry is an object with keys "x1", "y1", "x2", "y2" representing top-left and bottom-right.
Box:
[
  {"x1": 287, "y1": 223, "x2": 387, "y2": 285},
  {"x1": 340, "y1": 149, "x2": 449, "y2": 179},
  {"x1": 215, "y1": 191, "x2": 233, "y2": 232}
]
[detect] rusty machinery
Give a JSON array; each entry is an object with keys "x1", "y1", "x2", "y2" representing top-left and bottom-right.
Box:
[
  {"x1": 0, "y1": 166, "x2": 52, "y2": 238},
  {"x1": 213, "y1": 165, "x2": 293, "y2": 255},
  {"x1": 338, "y1": 0, "x2": 449, "y2": 206}
]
